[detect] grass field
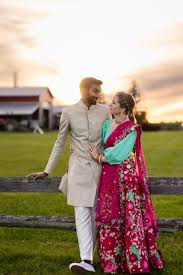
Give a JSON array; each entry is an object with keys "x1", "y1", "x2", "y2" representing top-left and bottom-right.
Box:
[
  {"x1": 0, "y1": 130, "x2": 182, "y2": 176},
  {"x1": 0, "y1": 192, "x2": 183, "y2": 275},
  {"x1": 0, "y1": 131, "x2": 183, "y2": 274}
]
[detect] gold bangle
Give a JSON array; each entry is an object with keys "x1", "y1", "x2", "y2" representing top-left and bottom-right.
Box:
[
  {"x1": 95, "y1": 154, "x2": 99, "y2": 162},
  {"x1": 98, "y1": 155, "x2": 103, "y2": 163}
]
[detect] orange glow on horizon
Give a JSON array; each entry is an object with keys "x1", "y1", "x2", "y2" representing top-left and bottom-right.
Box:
[{"x1": 1, "y1": 0, "x2": 182, "y2": 122}]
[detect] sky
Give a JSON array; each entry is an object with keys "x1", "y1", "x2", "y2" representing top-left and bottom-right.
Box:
[{"x1": 0, "y1": 0, "x2": 182, "y2": 122}]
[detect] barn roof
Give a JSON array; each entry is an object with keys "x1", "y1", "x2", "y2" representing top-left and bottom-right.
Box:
[
  {"x1": 0, "y1": 102, "x2": 39, "y2": 115},
  {"x1": 0, "y1": 87, "x2": 53, "y2": 98}
]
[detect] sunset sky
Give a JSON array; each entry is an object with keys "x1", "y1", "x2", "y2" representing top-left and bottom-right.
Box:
[{"x1": 0, "y1": 0, "x2": 182, "y2": 122}]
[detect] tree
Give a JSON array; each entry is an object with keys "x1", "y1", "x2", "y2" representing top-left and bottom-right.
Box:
[
  {"x1": 128, "y1": 80, "x2": 140, "y2": 105},
  {"x1": 128, "y1": 80, "x2": 149, "y2": 124},
  {"x1": 135, "y1": 111, "x2": 148, "y2": 125}
]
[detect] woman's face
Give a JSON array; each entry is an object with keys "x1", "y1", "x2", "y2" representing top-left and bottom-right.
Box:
[{"x1": 110, "y1": 95, "x2": 124, "y2": 116}]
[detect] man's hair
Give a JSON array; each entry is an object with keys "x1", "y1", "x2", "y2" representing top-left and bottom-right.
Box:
[{"x1": 79, "y1": 77, "x2": 103, "y2": 95}]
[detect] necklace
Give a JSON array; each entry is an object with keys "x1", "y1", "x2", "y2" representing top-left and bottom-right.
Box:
[
  {"x1": 110, "y1": 117, "x2": 129, "y2": 131},
  {"x1": 114, "y1": 117, "x2": 129, "y2": 124}
]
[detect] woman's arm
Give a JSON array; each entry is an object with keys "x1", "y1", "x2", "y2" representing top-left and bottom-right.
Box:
[
  {"x1": 89, "y1": 129, "x2": 137, "y2": 164},
  {"x1": 103, "y1": 129, "x2": 137, "y2": 164}
]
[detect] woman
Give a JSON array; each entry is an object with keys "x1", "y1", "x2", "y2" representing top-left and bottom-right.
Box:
[{"x1": 89, "y1": 92, "x2": 163, "y2": 274}]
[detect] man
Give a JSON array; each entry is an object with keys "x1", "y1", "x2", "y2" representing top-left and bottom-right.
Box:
[{"x1": 30, "y1": 77, "x2": 111, "y2": 273}]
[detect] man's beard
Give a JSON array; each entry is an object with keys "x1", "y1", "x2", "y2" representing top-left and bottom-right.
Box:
[{"x1": 90, "y1": 99, "x2": 97, "y2": 105}]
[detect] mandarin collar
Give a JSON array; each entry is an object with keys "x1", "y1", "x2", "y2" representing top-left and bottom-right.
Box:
[{"x1": 78, "y1": 100, "x2": 97, "y2": 111}]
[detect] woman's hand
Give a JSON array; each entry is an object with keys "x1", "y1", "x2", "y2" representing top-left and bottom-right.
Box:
[
  {"x1": 88, "y1": 144, "x2": 99, "y2": 159},
  {"x1": 88, "y1": 144, "x2": 107, "y2": 163}
]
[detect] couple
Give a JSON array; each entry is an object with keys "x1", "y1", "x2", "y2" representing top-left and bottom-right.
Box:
[{"x1": 30, "y1": 77, "x2": 163, "y2": 274}]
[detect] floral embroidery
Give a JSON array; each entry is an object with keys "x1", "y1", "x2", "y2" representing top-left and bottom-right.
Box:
[{"x1": 96, "y1": 121, "x2": 163, "y2": 274}]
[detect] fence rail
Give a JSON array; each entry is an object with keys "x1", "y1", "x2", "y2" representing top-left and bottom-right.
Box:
[
  {"x1": 0, "y1": 176, "x2": 183, "y2": 194},
  {"x1": 0, "y1": 177, "x2": 183, "y2": 232},
  {"x1": 0, "y1": 214, "x2": 182, "y2": 232}
]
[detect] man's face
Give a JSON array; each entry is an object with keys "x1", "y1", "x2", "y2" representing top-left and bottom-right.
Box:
[{"x1": 85, "y1": 84, "x2": 101, "y2": 105}]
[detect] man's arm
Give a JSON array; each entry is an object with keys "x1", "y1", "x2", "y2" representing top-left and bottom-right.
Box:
[
  {"x1": 44, "y1": 109, "x2": 70, "y2": 174},
  {"x1": 28, "y1": 109, "x2": 70, "y2": 179}
]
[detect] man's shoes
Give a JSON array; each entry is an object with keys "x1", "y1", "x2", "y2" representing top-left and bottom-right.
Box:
[{"x1": 69, "y1": 260, "x2": 95, "y2": 273}]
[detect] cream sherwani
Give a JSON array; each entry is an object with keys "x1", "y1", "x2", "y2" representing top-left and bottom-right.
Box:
[
  {"x1": 44, "y1": 100, "x2": 111, "y2": 207},
  {"x1": 45, "y1": 99, "x2": 111, "y2": 261}
]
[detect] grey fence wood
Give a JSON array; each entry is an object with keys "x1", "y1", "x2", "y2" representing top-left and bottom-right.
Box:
[
  {"x1": 0, "y1": 214, "x2": 182, "y2": 232},
  {"x1": 0, "y1": 177, "x2": 183, "y2": 194},
  {"x1": 0, "y1": 177, "x2": 183, "y2": 232}
]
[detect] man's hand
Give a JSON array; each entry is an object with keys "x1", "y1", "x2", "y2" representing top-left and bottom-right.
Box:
[{"x1": 27, "y1": 171, "x2": 48, "y2": 180}]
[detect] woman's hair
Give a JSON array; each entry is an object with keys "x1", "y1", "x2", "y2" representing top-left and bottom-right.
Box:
[
  {"x1": 116, "y1": 91, "x2": 136, "y2": 122},
  {"x1": 79, "y1": 77, "x2": 103, "y2": 96}
]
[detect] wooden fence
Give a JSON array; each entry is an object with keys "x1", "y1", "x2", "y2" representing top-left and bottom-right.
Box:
[{"x1": 0, "y1": 177, "x2": 183, "y2": 232}]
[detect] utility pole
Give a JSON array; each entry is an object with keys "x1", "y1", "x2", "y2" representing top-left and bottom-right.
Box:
[{"x1": 13, "y1": 72, "x2": 18, "y2": 87}]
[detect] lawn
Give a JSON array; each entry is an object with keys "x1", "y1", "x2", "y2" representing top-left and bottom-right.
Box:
[
  {"x1": 0, "y1": 131, "x2": 183, "y2": 274},
  {"x1": 0, "y1": 192, "x2": 183, "y2": 274},
  {"x1": 0, "y1": 130, "x2": 182, "y2": 176}
]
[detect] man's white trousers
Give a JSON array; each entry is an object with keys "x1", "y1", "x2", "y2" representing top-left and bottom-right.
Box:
[{"x1": 74, "y1": 205, "x2": 97, "y2": 262}]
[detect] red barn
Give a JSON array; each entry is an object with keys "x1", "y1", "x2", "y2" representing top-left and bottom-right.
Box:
[{"x1": 0, "y1": 87, "x2": 54, "y2": 130}]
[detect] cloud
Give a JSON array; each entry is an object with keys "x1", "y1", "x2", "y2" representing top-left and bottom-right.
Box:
[
  {"x1": 163, "y1": 22, "x2": 183, "y2": 46},
  {"x1": 139, "y1": 21, "x2": 183, "y2": 48},
  {"x1": 0, "y1": 1, "x2": 57, "y2": 83},
  {"x1": 0, "y1": 0, "x2": 182, "y2": 122},
  {"x1": 117, "y1": 61, "x2": 183, "y2": 122},
  {"x1": 129, "y1": 62, "x2": 183, "y2": 92}
]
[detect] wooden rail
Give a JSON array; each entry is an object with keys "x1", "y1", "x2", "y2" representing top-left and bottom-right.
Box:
[
  {"x1": 0, "y1": 214, "x2": 182, "y2": 232},
  {"x1": 0, "y1": 176, "x2": 183, "y2": 194},
  {"x1": 0, "y1": 177, "x2": 183, "y2": 232}
]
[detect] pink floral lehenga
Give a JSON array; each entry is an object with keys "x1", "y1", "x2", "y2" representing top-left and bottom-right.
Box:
[{"x1": 96, "y1": 121, "x2": 164, "y2": 274}]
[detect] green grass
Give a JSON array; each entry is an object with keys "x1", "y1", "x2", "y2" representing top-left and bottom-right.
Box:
[
  {"x1": 0, "y1": 193, "x2": 182, "y2": 219},
  {"x1": 0, "y1": 131, "x2": 182, "y2": 176},
  {"x1": 0, "y1": 131, "x2": 183, "y2": 274},
  {"x1": 0, "y1": 227, "x2": 182, "y2": 274},
  {"x1": 142, "y1": 131, "x2": 183, "y2": 176},
  {"x1": 0, "y1": 193, "x2": 74, "y2": 216},
  {"x1": 0, "y1": 193, "x2": 182, "y2": 274},
  {"x1": 0, "y1": 131, "x2": 70, "y2": 177}
]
